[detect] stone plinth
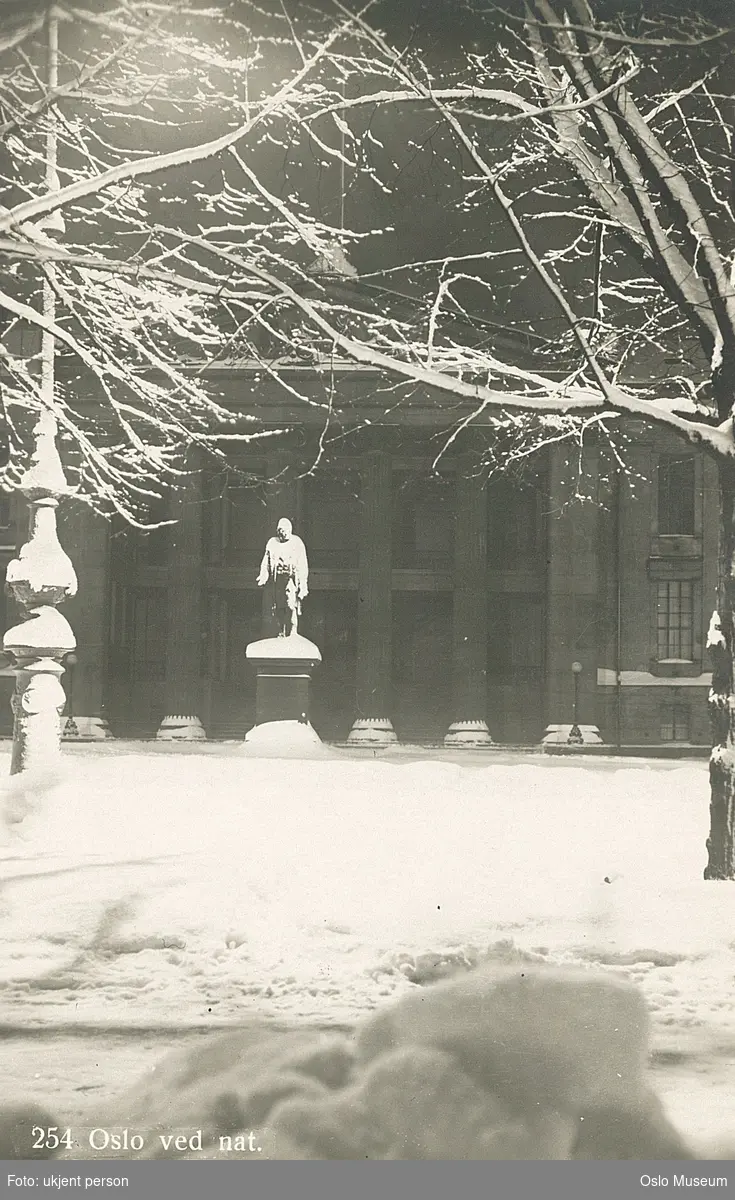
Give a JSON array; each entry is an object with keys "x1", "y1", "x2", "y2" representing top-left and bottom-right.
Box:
[
  {"x1": 542, "y1": 724, "x2": 603, "y2": 746},
  {"x1": 244, "y1": 634, "x2": 322, "y2": 749},
  {"x1": 347, "y1": 717, "x2": 398, "y2": 746},
  {"x1": 444, "y1": 720, "x2": 494, "y2": 748}
]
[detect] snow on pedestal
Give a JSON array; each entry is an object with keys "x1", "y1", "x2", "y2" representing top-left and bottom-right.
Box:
[
  {"x1": 243, "y1": 633, "x2": 322, "y2": 753},
  {"x1": 3, "y1": 607, "x2": 76, "y2": 774},
  {"x1": 246, "y1": 634, "x2": 322, "y2": 663},
  {"x1": 242, "y1": 718, "x2": 329, "y2": 759},
  {"x1": 3, "y1": 414, "x2": 78, "y2": 775}
]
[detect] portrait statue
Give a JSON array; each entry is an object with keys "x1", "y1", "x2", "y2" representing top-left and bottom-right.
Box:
[{"x1": 256, "y1": 518, "x2": 309, "y2": 638}]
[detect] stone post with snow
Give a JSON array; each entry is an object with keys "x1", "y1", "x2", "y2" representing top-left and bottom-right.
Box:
[
  {"x1": 3, "y1": 412, "x2": 77, "y2": 774},
  {"x1": 2, "y1": 8, "x2": 77, "y2": 774}
]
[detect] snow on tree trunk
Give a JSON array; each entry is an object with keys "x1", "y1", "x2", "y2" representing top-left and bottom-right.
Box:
[{"x1": 705, "y1": 456, "x2": 735, "y2": 879}]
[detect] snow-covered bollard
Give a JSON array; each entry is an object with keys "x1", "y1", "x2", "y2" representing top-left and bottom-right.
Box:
[{"x1": 3, "y1": 412, "x2": 77, "y2": 775}]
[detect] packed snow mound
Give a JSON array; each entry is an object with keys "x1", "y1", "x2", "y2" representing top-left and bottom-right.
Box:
[{"x1": 52, "y1": 965, "x2": 693, "y2": 1160}]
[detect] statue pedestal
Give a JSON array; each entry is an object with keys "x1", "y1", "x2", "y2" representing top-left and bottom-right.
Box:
[{"x1": 243, "y1": 634, "x2": 322, "y2": 753}]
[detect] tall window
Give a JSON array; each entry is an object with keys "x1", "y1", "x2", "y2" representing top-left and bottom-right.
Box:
[
  {"x1": 392, "y1": 474, "x2": 454, "y2": 569},
  {"x1": 658, "y1": 455, "x2": 695, "y2": 535},
  {"x1": 487, "y1": 475, "x2": 546, "y2": 566},
  {"x1": 304, "y1": 472, "x2": 360, "y2": 568},
  {"x1": 661, "y1": 702, "x2": 690, "y2": 742},
  {"x1": 657, "y1": 580, "x2": 694, "y2": 661},
  {"x1": 109, "y1": 586, "x2": 167, "y2": 680},
  {"x1": 221, "y1": 484, "x2": 267, "y2": 566}
]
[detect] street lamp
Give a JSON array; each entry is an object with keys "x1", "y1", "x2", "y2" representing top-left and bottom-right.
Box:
[
  {"x1": 2, "y1": 7, "x2": 77, "y2": 774},
  {"x1": 63, "y1": 652, "x2": 78, "y2": 737},
  {"x1": 568, "y1": 661, "x2": 583, "y2": 745}
]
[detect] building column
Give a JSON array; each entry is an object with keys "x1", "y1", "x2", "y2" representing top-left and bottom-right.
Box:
[
  {"x1": 542, "y1": 446, "x2": 603, "y2": 746},
  {"x1": 445, "y1": 470, "x2": 492, "y2": 747},
  {"x1": 157, "y1": 459, "x2": 206, "y2": 740},
  {"x1": 59, "y1": 502, "x2": 112, "y2": 739},
  {"x1": 348, "y1": 450, "x2": 397, "y2": 744}
]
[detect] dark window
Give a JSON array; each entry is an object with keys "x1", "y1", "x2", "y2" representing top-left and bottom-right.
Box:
[
  {"x1": 488, "y1": 476, "x2": 546, "y2": 566},
  {"x1": 133, "y1": 589, "x2": 168, "y2": 681},
  {"x1": 488, "y1": 596, "x2": 544, "y2": 676},
  {"x1": 207, "y1": 593, "x2": 229, "y2": 684},
  {"x1": 222, "y1": 483, "x2": 267, "y2": 566},
  {"x1": 656, "y1": 580, "x2": 694, "y2": 661},
  {"x1": 658, "y1": 455, "x2": 695, "y2": 535},
  {"x1": 108, "y1": 586, "x2": 167, "y2": 681},
  {"x1": 661, "y1": 702, "x2": 690, "y2": 742},
  {"x1": 304, "y1": 472, "x2": 360, "y2": 568},
  {"x1": 392, "y1": 473, "x2": 454, "y2": 569}
]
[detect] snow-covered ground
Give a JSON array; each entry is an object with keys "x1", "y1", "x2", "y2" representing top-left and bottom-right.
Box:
[{"x1": 1, "y1": 747, "x2": 734, "y2": 1144}]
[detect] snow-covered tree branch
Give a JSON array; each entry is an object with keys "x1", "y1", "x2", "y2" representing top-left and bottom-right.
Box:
[{"x1": 5, "y1": 0, "x2": 735, "y2": 862}]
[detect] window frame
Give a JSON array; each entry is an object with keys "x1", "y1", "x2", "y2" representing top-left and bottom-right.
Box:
[
  {"x1": 656, "y1": 453, "x2": 697, "y2": 536},
  {"x1": 655, "y1": 579, "x2": 695, "y2": 663},
  {"x1": 652, "y1": 452, "x2": 703, "y2": 551},
  {"x1": 648, "y1": 564, "x2": 703, "y2": 676},
  {"x1": 660, "y1": 699, "x2": 691, "y2": 743}
]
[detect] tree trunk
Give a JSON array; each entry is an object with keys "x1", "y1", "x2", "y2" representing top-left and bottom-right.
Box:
[{"x1": 705, "y1": 454, "x2": 735, "y2": 878}]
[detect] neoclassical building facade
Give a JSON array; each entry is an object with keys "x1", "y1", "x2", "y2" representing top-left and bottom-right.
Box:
[{"x1": 0, "y1": 360, "x2": 717, "y2": 749}]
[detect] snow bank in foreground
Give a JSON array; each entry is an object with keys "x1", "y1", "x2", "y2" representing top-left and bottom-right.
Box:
[
  {"x1": 0, "y1": 755, "x2": 729, "y2": 1048},
  {"x1": 60, "y1": 966, "x2": 695, "y2": 1161}
]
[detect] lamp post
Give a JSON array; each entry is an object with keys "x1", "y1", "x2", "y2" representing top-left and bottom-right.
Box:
[
  {"x1": 63, "y1": 652, "x2": 78, "y2": 737},
  {"x1": 2, "y1": 6, "x2": 77, "y2": 774},
  {"x1": 568, "y1": 661, "x2": 583, "y2": 745}
]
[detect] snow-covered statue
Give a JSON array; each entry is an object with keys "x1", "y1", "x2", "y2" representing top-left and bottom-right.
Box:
[{"x1": 256, "y1": 518, "x2": 309, "y2": 638}]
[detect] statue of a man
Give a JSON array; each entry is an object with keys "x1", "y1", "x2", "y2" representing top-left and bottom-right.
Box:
[{"x1": 256, "y1": 517, "x2": 309, "y2": 637}]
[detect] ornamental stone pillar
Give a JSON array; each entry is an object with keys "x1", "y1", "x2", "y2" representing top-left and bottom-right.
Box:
[
  {"x1": 157, "y1": 459, "x2": 205, "y2": 740},
  {"x1": 3, "y1": 411, "x2": 77, "y2": 774},
  {"x1": 445, "y1": 469, "x2": 493, "y2": 747},
  {"x1": 348, "y1": 450, "x2": 396, "y2": 744},
  {"x1": 59, "y1": 502, "x2": 111, "y2": 739}
]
